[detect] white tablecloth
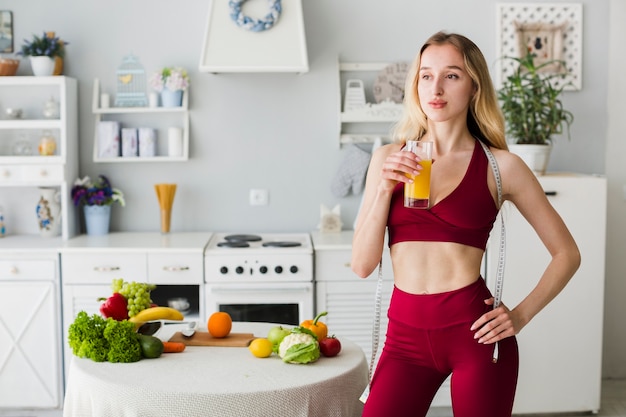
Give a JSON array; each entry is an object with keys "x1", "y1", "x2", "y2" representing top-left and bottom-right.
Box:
[{"x1": 63, "y1": 322, "x2": 368, "y2": 417}]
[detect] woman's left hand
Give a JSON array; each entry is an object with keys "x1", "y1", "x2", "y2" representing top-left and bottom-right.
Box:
[{"x1": 470, "y1": 298, "x2": 522, "y2": 344}]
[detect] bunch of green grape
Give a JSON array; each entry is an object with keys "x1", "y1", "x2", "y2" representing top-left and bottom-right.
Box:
[{"x1": 111, "y1": 279, "x2": 157, "y2": 317}]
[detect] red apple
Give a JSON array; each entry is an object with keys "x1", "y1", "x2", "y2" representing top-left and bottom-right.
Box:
[{"x1": 319, "y1": 335, "x2": 341, "y2": 357}]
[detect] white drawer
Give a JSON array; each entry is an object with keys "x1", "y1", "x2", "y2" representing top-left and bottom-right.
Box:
[
  {"x1": 314, "y1": 250, "x2": 356, "y2": 281},
  {"x1": 62, "y1": 253, "x2": 147, "y2": 284},
  {"x1": 21, "y1": 164, "x2": 64, "y2": 182},
  {"x1": 148, "y1": 253, "x2": 203, "y2": 284},
  {"x1": 0, "y1": 259, "x2": 57, "y2": 281},
  {"x1": 0, "y1": 165, "x2": 20, "y2": 182}
]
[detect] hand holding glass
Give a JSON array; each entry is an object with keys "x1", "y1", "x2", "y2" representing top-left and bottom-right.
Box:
[{"x1": 404, "y1": 141, "x2": 433, "y2": 209}]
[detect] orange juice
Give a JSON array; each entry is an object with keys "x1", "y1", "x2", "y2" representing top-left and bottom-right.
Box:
[
  {"x1": 403, "y1": 140, "x2": 433, "y2": 209},
  {"x1": 404, "y1": 159, "x2": 432, "y2": 208}
]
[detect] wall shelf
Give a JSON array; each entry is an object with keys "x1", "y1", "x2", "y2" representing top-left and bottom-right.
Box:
[
  {"x1": 92, "y1": 78, "x2": 190, "y2": 162},
  {"x1": 338, "y1": 62, "x2": 403, "y2": 147}
]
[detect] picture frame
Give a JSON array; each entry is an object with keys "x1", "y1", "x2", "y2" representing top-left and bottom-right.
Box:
[
  {"x1": 514, "y1": 21, "x2": 567, "y2": 74},
  {"x1": 0, "y1": 10, "x2": 13, "y2": 53},
  {"x1": 496, "y1": 3, "x2": 583, "y2": 91}
]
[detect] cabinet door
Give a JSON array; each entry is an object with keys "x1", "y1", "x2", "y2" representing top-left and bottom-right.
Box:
[
  {"x1": 0, "y1": 281, "x2": 62, "y2": 408},
  {"x1": 486, "y1": 175, "x2": 606, "y2": 414},
  {"x1": 61, "y1": 284, "x2": 111, "y2": 384}
]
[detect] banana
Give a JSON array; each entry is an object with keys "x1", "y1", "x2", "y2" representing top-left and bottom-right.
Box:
[{"x1": 129, "y1": 306, "x2": 184, "y2": 323}]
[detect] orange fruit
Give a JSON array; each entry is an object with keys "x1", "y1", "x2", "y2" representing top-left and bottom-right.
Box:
[
  {"x1": 208, "y1": 311, "x2": 232, "y2": 338},
  {"x1": 249, "y1": 338, "x2": 273, "y2": 358}
]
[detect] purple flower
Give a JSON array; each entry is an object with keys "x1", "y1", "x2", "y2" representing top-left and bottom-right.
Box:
[{"x1": 71, "y1": 175, "x2": 125, "y2": 207}]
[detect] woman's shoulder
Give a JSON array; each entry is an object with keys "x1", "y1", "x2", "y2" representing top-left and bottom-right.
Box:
[{"x1": 489, "y1": 147, "x2": 543, "y2": 197}]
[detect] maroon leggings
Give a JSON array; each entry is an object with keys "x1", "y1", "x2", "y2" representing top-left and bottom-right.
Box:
[{"x1": 362, "y1": 278, "x2": 518, "y2": 417}]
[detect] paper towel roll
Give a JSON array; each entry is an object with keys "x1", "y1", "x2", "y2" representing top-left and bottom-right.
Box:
[{"x1": 168, "y1": 127, "x2": 183, "y2": 157}]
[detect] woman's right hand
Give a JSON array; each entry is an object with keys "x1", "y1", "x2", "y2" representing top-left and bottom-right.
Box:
[{"x1": 378, "y1": 147, "x2": 422, "y2": 192}]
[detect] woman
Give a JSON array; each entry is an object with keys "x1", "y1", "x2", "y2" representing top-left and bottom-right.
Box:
[{"x1": 352, "y1": 32, "x2": 580, "y2": 417}]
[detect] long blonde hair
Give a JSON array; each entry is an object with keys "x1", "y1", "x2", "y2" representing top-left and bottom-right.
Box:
[{"x1": 392, "y1": 31, "x2": 507, "y2": 150}]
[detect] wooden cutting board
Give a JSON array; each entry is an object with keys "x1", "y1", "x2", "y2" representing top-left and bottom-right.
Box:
[{"x1": 169, "y1": 331, "x2": 255, "y2": 347}]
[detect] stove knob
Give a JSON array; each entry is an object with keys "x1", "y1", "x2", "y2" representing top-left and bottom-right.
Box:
[
  {"x1": 220, "y1": 266, "x2": 228, "y2": 274},
  {"x1": 236, "y1": 266, "x2": 244, "y2": 274},
  {"x1": 260, "y1": 266, "x2": 268, "y2": 274},
  {"x1": 274, "y1": 266, "x2": 283, "y2": 274},
  {"x1": 290, "y1": 265, "x2": 299, "y2": 274}
]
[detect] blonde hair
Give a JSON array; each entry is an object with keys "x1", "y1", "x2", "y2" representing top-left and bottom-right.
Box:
[{"x1": 392, "y1": 31, "x2": 507, "y2": 150}]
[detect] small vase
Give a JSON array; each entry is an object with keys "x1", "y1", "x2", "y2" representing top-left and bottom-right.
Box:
[
  {"x1": 36, "y1": 187, "x2": 61, "y2": 237},
  {"x1": 84, "y1": 205, "x2": 112, "y2": 236},
  {"x1": 30, "y1": 56, "x2": 56, "y2": 76},
  {"x1": 160, "y1": 88, "x2": 183, "y2": 107}
]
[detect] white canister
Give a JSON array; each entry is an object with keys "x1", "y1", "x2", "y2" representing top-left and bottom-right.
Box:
[
  {"x1": 168, "y1": 127, "x2": 183, "y2": 157},
  {"x1": 100, "y1": 93, "x2": 110, "y2": 109},
  {"x1": 138, "y1": 128, "x2": 157, "y2": 157},
  {"x1": 149, "y1": 92, "x2": 159, "y2": 108}
]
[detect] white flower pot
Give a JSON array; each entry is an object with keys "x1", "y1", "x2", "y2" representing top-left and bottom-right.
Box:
[
  {"x1": 508, "y1": 144, "x2": 552, "y2": 176},
  {"x1": 30, "y1": 56, "x2": 55, "y2": 76}
]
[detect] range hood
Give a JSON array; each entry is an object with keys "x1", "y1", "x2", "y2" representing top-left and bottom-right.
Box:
[{"x1": 199, "y1": 0, "x2": 309, "y2": 73}]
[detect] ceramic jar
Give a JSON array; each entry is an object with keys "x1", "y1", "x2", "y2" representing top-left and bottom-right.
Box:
[
  {"x1": 38, "y1": 130, "x2": 57, "y2": 156},
  {"x1": 36, "y1": 187, "x2": 61, "y2": 237}
]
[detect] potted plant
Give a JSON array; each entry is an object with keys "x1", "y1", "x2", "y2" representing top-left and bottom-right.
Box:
[
  {"x1": 148, "y1": 66, "x2": 190, "y2": 107},
  {"x1": 18, "y1": 31, "x2": 68, "y2": 76},
  {"x1": 497, "y1": 52, "x2": 574, "y2": 175},
  {"x1": 71, "y1": 175, "x2": 125, "y2": 236}
]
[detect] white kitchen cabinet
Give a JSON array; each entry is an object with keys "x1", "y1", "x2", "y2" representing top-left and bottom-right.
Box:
[
  {"x1": 338, "y1": 62, "x2": 403, "y2": 146},
  {"x1": 60, "y1": 232, "x2": 211, "y2": 380},
  {"x1": 485, "y1": 173, "x2": 606, "y2": 414},
  {"x1": 0, "y1": 76, "x2": 78, "y2": 240},
  {"x1": 91, "y1": 78, "x2": 189, "y2": 162},
  {"x1": 311, "y1": 231, "x2": 452, "y2": 406},
  {"x1": 0, "y1": 251, "x2": 63, "y2": 411}
]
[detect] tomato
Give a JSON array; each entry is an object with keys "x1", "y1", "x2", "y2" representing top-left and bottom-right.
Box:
[{"x1": 319, "y1": 336, "x2": 342, "y2": 357}]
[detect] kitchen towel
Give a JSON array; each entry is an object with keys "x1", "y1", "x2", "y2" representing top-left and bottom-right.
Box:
[
  {"x1": 97, "y1": 121, "x2": 120, "y2": 158},
  {"x1": 138, "y1": 128, "x2": 157, "y2": 157},
  {"x1": 331, "y1": 144, "x2": 371, "y2": 197},
  {"x1": 121, "y1": 128, "x2": 138, "y2": 157}
]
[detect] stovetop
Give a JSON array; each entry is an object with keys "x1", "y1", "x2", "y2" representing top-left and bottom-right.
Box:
[{"x1": 205, "y1": 233, "x2": 313, "y2": 254}]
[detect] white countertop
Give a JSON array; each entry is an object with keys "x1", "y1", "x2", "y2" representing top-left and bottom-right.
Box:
[
  {"x1": 59, "y1": 231, "x2": 213, "y2": 253},
  {"x1": 310, "y1": 230, "x2": 354, "y2": 250}
]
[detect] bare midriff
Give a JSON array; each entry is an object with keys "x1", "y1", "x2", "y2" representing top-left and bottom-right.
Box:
[{"x1": 390, "y1": 241, "x2": 485, "y2": 295}]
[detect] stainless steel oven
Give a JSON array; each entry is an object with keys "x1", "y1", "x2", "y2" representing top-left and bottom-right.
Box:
[{"x1": 204, "y1": 233, "x2": 314, "y2": 325}]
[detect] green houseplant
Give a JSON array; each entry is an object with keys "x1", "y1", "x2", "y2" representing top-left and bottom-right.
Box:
[
  {"x1": 498, "y1": 52, "x2": 574, "y2": 174},
  {"x1": 18, "y1": 31, "x2": 68, "y2": 76}
]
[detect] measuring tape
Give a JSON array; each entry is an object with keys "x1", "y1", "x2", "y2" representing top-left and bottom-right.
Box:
[{"x1": 480, "y1": 141, "x2": 506, "y2": 363}]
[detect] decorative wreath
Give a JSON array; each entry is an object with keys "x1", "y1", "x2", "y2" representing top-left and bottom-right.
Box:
[{"x1": 229, "y1": 0, "x2": 282, "y2": 32}]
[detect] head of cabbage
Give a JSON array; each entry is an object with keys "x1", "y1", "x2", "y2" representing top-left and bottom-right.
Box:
[{"x1": 278, "y1": 327, "x2": 320, "y2": 364}]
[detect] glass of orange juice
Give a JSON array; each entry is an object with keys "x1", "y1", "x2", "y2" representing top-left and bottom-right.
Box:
[{"x1": 404, "y1": 140, "x2": 433, "y2": 209}]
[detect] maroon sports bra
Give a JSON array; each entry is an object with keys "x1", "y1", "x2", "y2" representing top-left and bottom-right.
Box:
[{"x1": 387, "y1": 140, "x2": 498, "y2": 250}]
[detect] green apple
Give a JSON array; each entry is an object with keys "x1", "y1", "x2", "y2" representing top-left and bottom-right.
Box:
[{"x1": 267, "y1": 326, "x2": 291, "y2": 346}]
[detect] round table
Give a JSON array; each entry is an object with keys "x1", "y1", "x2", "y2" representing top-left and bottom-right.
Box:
[{"x1": 63, "y1": 322, "x2": 368, "y2": 417}]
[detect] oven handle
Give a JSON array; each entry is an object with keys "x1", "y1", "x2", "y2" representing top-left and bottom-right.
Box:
[{"x1": 207, "y1": 285, "x2": 311, "y2": 293}]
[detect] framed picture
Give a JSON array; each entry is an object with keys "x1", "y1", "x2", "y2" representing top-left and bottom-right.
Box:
[
  {"x1": 0, "y1": 11, "x2": 13, "y2": 53},
  {"x1": 496, "y1": 3, "x2": 583, "y2": 90},
  {"x1": 514, "y1": 21, "x2": 567, "y2": 74}
]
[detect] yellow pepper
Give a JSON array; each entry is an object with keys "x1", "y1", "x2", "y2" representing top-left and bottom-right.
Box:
[{"x1": 300, "y1": 311, "x2": 328, "y2": 341}]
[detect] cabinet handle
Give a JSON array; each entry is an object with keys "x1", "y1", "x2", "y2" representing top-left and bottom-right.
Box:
[
  {"x1": 2, "y1": 170, "x2": 10, "y2": 178},
  {"x1": 544, "y1": 191, "x2": 557, "y2": 196},
  {"x1": 344, "y1": 262, "x2": 351, "y2": 268},
  {"x1": 93, "y1": 266, "x2": 121, "y2": 272},
  {"x1": 9, "y1": 266, "x2": 18, "y2": 275},
  {"x1": 39, "y1": 169, "x2": 49, "y2": 177},
  {"x1": 162, "y1": 266, "x2": 190, "y2": 272}
]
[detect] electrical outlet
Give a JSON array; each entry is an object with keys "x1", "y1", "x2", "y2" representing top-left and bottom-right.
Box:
[{"x1": 249, "y1": 189, "x2": 269, "y2": 206}]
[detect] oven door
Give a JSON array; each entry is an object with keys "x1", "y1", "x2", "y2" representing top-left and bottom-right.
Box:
[{"x1": 205, "y1": 282, "x2": 314, "y2": 326}]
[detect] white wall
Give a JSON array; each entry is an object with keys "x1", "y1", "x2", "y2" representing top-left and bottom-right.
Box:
[{"x1": 3, "y1": 0, "x2": 622, "y2": 377}]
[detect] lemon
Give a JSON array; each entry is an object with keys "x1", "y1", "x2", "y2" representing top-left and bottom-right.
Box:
[{"x1": 249, "y1": 338, "x2": 273, "y2": 358}]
